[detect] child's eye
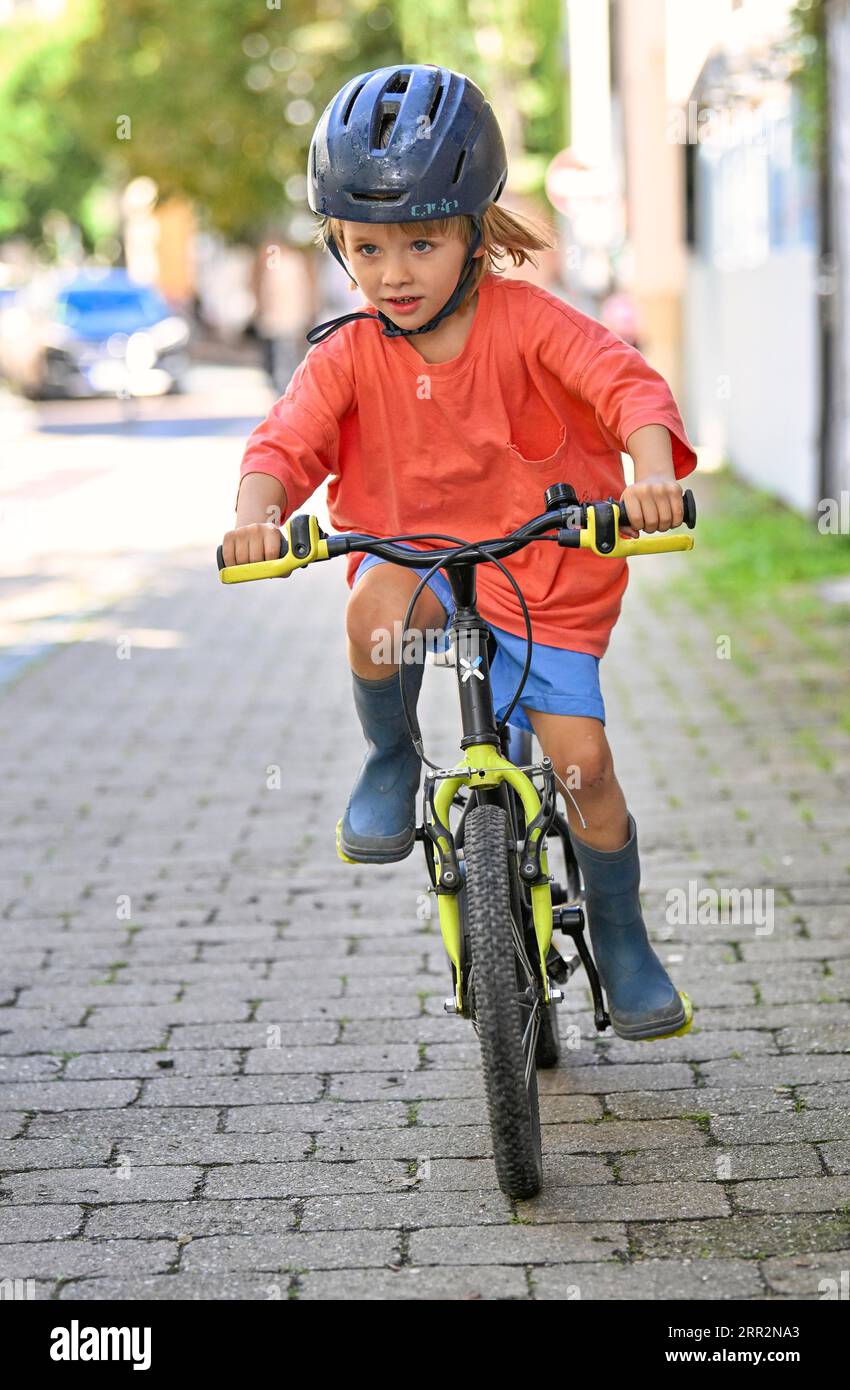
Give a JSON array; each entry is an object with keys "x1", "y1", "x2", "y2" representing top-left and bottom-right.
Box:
[{"x1": 356, "y1": 240, "x2": 433, "y2": 256}]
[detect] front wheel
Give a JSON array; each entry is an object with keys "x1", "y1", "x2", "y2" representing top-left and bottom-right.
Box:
[{"x1": 464, "y1": 803, "x2": 543, "y2": 1199}]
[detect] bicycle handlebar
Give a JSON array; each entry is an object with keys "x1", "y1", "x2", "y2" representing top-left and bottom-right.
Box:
[{"x1": 217, "y1": 487, "x2": 697, "y2": 585}]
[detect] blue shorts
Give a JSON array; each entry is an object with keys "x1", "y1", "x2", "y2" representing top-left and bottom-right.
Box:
[{"x1": 352, "y1": 544, "x2": 606, "y2": 732}]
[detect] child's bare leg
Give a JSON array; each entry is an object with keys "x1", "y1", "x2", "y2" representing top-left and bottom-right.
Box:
[
  {"x1": 523, "y1": 710, "x2": 627, "y2": 851},
  {"x1": 346, "y1": 564, "x2": 449, "y2": 678},
  {"x1": 525, "y1": 707, "x2": 688, "y2": 1041}
]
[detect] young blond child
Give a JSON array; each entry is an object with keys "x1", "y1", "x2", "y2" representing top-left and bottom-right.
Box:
[{"x1": 221, "y1": 64, "x2": 698, "y2": 1042}]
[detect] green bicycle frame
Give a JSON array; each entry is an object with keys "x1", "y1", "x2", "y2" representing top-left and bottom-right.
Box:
[{"x1": 421, "y1": 562, "x2": 554, "y2": 1015}]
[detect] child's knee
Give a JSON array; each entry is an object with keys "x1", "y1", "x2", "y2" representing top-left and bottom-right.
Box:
[
  {"x1": 537, "y1": 724, "x2": 613, "y2": 795},
  {"x1": 570, "y1": 743, "x2": 614, "y2": 793},
  {"x1": 346, "y1": 568, "x2": 445, "y2": 652},
  {"x1": 346, "y1": 582, "x2": 394, "y2": 655}
]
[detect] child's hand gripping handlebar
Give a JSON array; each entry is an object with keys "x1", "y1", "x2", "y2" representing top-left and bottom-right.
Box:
[{"x1": 217, "y1": 514, "x2": 330, "y2": 583}]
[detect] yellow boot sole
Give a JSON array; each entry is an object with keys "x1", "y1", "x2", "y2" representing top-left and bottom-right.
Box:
[
  {"x1": 336, "y1": 817, "x2": 358, "y2": 864},
  {"x1": 633, "y1": 990, "x2": 694, "y2": 1042}
]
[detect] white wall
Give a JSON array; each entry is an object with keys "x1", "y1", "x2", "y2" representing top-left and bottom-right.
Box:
[{"x1": 683, "y1": 245, "x2": 820, "y2": 514}]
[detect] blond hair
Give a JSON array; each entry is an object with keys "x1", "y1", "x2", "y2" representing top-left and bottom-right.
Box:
[{"x1": 312, "y1": 203, "x2": 555, "y2": 311}]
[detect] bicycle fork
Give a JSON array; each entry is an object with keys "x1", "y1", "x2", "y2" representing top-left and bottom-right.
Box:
[{"x1": 416, "y1": 742, "x2": 608, "y2": 1027}]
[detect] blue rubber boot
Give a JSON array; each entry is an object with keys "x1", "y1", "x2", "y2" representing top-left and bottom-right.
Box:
[
  {"x1": 337, "y1": 661, "x2": 425, "y2": 864},
  {"x1": 570, "y1": 812, "x2": 692, "y2": 1041}
]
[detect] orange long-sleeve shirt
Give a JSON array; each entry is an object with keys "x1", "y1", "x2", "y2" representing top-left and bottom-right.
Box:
[{"x1": 239, "y1": 272, "x2": 697, "y2": 655}]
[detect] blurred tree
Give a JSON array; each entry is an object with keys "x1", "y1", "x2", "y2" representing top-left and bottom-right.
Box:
[
  {"x1": 0, "y1": 0, "x2": 567, "y2": 247},
  {"x1": 395, "y1": 0, "x2": 566, "y2": 194},
  {"x1": 62, "y1": 0, "x2": 401, "y2": 241},
  {"x1": 0, "y1": 0, "x2": 101, "y2": 245},
  {"x1": 787, "y1": 0, "x2": 826, "y2": 166}
]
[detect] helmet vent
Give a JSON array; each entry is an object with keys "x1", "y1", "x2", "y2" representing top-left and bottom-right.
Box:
[
  {"x1": 377, "y1": 112, "x2": 396, "y2": 149},
  {"x1": 385, "y1": 72, "x2": 410, "y2": 94},
  {"x1": 349, "y1": 189, "x2": 398, "y2": 202},
  {"x1": 452, "y1": 149, "x2": 466, "y2": 185},
  {"x1": 342, "y1": 82, "x2": 366, "y2": 126},
  {"x1": 427, "y1": 84, "x2": 444, "y2": 127}
]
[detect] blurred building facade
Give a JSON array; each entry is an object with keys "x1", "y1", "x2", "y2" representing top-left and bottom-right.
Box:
[{"x1": 562, "y1": 0, "x2": 844, "y2": 517}]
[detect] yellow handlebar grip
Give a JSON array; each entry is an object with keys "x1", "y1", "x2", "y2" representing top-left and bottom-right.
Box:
[
  {"x1": 580, "y1": 504, "x2": 694, "y2": 558},
  {"x1": 219, "y1": 517, "x2": 329, "y2": 583},
  {"x1": 579, "y1": 530, "x2": 693, "y2": 557}
]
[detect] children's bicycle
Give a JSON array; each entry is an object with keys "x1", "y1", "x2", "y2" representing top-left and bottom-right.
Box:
[{"x1": 218, "y1": 481, "x2": 697, "y2": 1198}]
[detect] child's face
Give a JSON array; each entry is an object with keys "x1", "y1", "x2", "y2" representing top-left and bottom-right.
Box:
[{"x1": 337, "y1": 219, "x2": 481, "y2": 325}]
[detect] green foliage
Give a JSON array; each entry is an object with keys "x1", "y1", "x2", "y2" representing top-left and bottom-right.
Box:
[
  {"x1": 0, "y1": 0, "x2": 566, "y2": 244},
  {"x1": 396, "y1": 0, "x2": 566, "y2": 194},
  {"x1": 785, "y1": 0, "x2": 826, "y2": 170},
  {"x1": 61, "y1": 0, "x2": 400, "y2": 240},
  {"x1": 679, "y1": 468, "x2": 850, "y2": 615},
  {"x1": 0, "y1": 1, "x2": 101, "y2": 243}
]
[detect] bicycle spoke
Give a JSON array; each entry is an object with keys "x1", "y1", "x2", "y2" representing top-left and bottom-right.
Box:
[
  {"x1": 524, "y1": 1012, "x2": 540, "y2": 1089},
  {"x1": 520, "y1": 999, "x2": 539, "y2": 1053}
]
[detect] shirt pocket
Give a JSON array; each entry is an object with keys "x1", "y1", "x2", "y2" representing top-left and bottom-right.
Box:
[
  {"x1": 505, "y1": 424, "x2": 572, "y2": 525},
  {"x1": 506, "y1": 422, "x2": 570, "y2": 473}
]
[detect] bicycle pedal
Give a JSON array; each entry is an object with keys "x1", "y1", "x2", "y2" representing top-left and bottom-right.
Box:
[{"x1": 552, "y1": 904, "x2": 585, "y2": 932}]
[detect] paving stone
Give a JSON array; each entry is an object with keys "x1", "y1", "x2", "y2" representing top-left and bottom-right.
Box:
[
  {"x1": 515, "y1": 1182, "x2": 730, "y2": 1223},
  {"x1": 0, "y1": 1205, "x2": 84, "y2": 1243},
  {"x1": 1, "y1": 1166, "x2": 201, "y2": 1204},
  {"x1": 223, "y1": 1102, "x2": 410, "y2": 1132},
  {"x1": 701, "y1": 1055, "x2": 850, "y2": 1089},
  {"x1": 167, "y1": 1023, "x2": 338, "y2": 1049},
  {"x1": 0, "y1": 1027, "x2": 168, "y2": 1056},
  {"x1": 619, "y1": 1143, "x2": 823, "y2": 1184},
  {"x1": 245, "y1": 1045, "x2": 421, "y2": 1074},
  {"x1": 630, "y1": 1214, "x2": 850, "y2": 1260},
  {"x1": 533, "y1": 1118, "x2": 708, "y2": 1154},
  {"x1": 204, "y1": 1159, "x2": 412, "y2": 1200},
  {"x1": 0, "y1": 1081, "x2": 139, "y2": 1111},
  {"x1": 731, "y1": 1176, "x2": 850, "y2": 1213},
  {"x1": 55, "y1": 1272, "x2": 303, "y2": 1299},
  {"x1": 25, "y1": 1108, "x2": 222, "y2": 1140},
  {"x1": 605, "y1": 1087, "x2": 800, "y2": 1120},
  {"x1": 138, "y1": 1076, "x2": 323, "y2": 1107},
  {"x1": 0, "y1": 1239, "x2": 176, "y2": 1278},
  {"x1": 85, "y1": 1199, "x2": 299, "y2": 1240},
  {"x1": 326, "y1": 1071, "x2": 486, "y2": 1102},
  {"x1": 760, "y1": 1251, "x2": 850, "y2": 1298},
  {"x1": 818, "y1": 1142, "x2": 850, "y2": 1175},
  {"x1": 531, "y1": 1258, "x2": 765, "y2": 1301},
  {"x1": 711, "y1": 1109, "x2": 850, "y2": 1146},
  {"x1": 409, "y1": 1224, "x2": 627, "y2": 1264},
  {"x1": 0, "y1": 1138, "x2": 113, "y2": 1171},
  {"x1": 180, "y1": 1230, "x2": 397, "y2": 1273},
  {"x1": 299, "y1": 1190, "x2": 513, "y2": 1230},
  {"x1": 298, "y1": 1264, "x2": 530, "y2": 1299},
  {"x1": 63, "y1": 1050, "x2": 241, "y2": 1080}
]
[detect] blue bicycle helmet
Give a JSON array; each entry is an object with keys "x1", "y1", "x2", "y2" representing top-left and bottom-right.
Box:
[{"x1": 305, "y1": 64, "x2": 507, "y2": 345}]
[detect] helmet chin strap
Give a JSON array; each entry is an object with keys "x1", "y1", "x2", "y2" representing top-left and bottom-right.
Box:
[{"x1": 305, "y1": 221, "x2": 483, "y2": 347}]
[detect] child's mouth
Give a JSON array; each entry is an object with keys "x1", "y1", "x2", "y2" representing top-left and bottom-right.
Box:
[{"x1": 385, "y1": 296, "x2": 422, "y2": 314}]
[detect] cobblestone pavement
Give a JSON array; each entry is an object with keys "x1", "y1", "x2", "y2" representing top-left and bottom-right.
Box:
[{"x1": 1, "y1": 478, "x2": 849, "y2": 1301}]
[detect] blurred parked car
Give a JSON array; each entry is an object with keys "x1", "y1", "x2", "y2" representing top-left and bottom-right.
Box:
[{"x1": 0, "y1": 267, "x2": 190, "y2": 399}]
